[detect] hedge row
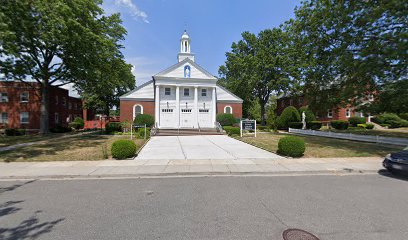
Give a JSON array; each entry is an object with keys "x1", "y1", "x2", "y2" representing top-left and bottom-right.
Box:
[{"x1": 223, "y1": 126, "x2": 240, "y2": 136}]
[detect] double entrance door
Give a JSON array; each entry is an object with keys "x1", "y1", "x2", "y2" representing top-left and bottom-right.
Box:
[{"x1": 159, "y1": 107, "x2": 212, "y2": 128}]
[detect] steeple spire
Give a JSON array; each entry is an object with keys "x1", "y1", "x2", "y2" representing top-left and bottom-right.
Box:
[{"x1": 178, "y1": 30, "x2": 195, "y2": 62}]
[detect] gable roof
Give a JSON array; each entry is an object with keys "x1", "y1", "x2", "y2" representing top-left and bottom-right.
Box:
[
  {"x1": 216, "y1": 85, "x2": 243, "y2": 103},
  {"x1": 119, "y1": 80, "x2": 154, "y2": 100},
  {"x1": 154, "y1": 58, "x2": 216, "y2": 80}
]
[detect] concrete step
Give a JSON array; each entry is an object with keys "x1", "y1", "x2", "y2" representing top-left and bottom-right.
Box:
[{"x1": 155, "y1": 128, "x2": 223, "y2": 136}]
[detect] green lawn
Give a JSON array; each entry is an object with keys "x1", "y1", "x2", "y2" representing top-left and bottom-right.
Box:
[
  {"x1": 0, "y1": 132, "x2": 82, "y2": 147},
  {"x1": 239, "y1": 132, "x2": 403, "y2": 158},
  {"x1": 0, "y1": 134, "x2": 146, "y2": 162},
  {"x1": 320, "y1": 127, "x2": 408, "y2": 139}
]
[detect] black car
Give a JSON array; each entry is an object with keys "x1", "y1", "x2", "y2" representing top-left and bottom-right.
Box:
[{"x1": 383, "y1": 146, "x2": 408, "y2": 174}]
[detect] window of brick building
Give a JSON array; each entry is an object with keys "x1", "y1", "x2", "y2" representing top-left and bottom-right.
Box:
[
  {"x1": 327, "y1": 109, "x2": 333, "y2": 118},
  {"x1": 68, "y1": 102, "x2": 72, "y2": 109},
  {"x1": 20, "y1": 92, "x2": 29, "y2": 102},
  {"x1": 62, "y1": 97, "x2": 67, "y2": 107},
  {"x1": 55, "y1": 96, "x2": 59, "y2": 105},
  {"x1": 55, "y1": 113, "x2": 59, "y2": 124},
  {"x1": 346, "y1": 108, "x2": 351, "y2": 118},
  {"x1": 1, "y1": 113, "x2": 8, "y2": 124},
  {"x1": 20, "y1": 112, "x2": 29, "y2": 124},
  {"x1": 0, "y1": 93, "x2": 8, "y2": 102}
]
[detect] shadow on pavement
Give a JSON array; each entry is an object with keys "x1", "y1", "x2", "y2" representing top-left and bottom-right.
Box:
[
  {"x1": 378, "y1": 169, "x2": 408, "y2": 182},
  {"x1": 0, "y1": 180, "x2": 36, "y2": 194}
]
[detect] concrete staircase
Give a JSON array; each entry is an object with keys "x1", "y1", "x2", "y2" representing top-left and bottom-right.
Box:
[{"x1": 155, "y1": 128, "x2": 224, "y2": 136}]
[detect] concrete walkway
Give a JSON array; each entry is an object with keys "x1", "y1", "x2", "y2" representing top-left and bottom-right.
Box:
[
  {"x1": 0, "y1": 157, "x2": 384, "y2": 179},
  {"x1": 137, "y1": 135, "x2": 282, "y2": 160}
]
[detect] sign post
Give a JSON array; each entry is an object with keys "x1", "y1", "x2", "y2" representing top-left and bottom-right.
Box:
[{"x1": 240, "y1": 119, "x2": 257, "y2": 137}]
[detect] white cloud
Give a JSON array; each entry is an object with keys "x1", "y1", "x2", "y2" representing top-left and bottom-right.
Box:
[{"x1": 114, "y1": 0, "x2": 149, "y2": 23}]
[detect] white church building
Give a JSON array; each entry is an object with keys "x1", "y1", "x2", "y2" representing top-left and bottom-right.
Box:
[{"x1": 120, "y1": 31, "x2": 243, "y2": 129}]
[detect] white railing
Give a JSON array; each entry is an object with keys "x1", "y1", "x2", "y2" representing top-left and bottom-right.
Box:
[{"x1": 288, "y1": 128, "x2": 408, "y2": 146}]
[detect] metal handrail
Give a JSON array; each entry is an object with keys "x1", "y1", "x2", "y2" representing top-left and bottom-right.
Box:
[{"x1": 215, "y1": 122, "x2": 223, "y2": 132}]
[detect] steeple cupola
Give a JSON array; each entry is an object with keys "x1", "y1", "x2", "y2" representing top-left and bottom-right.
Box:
[{"x1": 178, "y1": 30, "x2": 195, "y2": 62}]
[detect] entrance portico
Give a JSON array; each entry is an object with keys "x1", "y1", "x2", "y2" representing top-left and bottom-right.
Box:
[{"x1": 154, "y1": 84, "x2": 217, "y2": 129}]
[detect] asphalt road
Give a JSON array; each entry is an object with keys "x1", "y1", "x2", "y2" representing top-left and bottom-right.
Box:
[{"x1": 1, "y1": 173, "x2": 407, "y2": 240}]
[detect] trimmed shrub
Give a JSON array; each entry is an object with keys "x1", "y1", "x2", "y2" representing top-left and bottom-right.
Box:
[
  {"x1": 105, "y1": 122, "x2": 122, "y2": 134},
  {"x1": 133, "y1": 114, "x2": 155, "y2": 127},
  {"x1": 307, "y1": 121, "x2": 322, "y2": 130},
  {"x1": 388, "y1": 120, "x2": 408, "y2": 128},
  {"x1": 276, "y1": 106, "x2": 301, "y2": 130},
  {"x1": 330, "y1": 120, "x2": 349, "y2": 130},
  {"x1": 257, "y1": 125, "x2": 270, "y2": 131},
  {"x1": 216, "y1": 113, "x2": 236, "y2": 126},
  {"x1": 223, "y1": 126, "x2": 240, "y2": 136},
  {"x1": 111, "y1": 139, "x2": 137, "y2": 159},
  {"x1": 5, "y1": 128, "x2": 26, "y2": 136},
  {"x1": 50, "y1": 125, "x2": 72, "y2": 133},
  {"x1": 137, "y1": 127, "x2": 151, "y2": 138},
  {"x1": 348, "y1": 117, "x2": 365, "y2": 127},
  {"x1": 288, "y1": 122, "x2": 303, "y2": 129},
  {"x1": 277, "y1": 136, "x2": 305, "y2": 158},
  {"x1": 399, "y1": 113, "x2": 408, "y2": 121},
  {"x1": 298, "y1": 106, "x2": 316, "y2": 123},
  {"x1": 71, "y1": 117, "x2": 84, "y2": 129},
  {"x1": 372, "y1": 113, "x2": 402, "y2": 125},
  {"x1": 365, "y1": 123, "x2": 375, "y2": 129}
]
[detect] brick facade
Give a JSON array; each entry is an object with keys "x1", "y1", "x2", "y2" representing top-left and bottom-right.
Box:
[
  {"x1": 216, "y1": 102, "x2": 243, "y2": 119},
  {"x1": 0, "y1": 81, "x2": 83, "y2": 131},
  {"x1": 120, "y1": 100, "x2": 155, "y2": 123},
  {"x1": 276, "y1": 95, "x2": 368, "y2": 122}
]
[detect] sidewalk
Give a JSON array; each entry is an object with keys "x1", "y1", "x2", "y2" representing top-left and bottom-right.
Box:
[{"x1": 0, "y1": 157, "x2": 384, "y2": 179}]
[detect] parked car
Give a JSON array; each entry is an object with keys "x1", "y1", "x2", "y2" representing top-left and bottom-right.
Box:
[{"x1": 383, "y1": 146, "x2": 408, "y2": 174}]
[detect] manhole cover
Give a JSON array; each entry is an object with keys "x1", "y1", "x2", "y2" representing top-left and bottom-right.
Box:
[{"x1": 282, "y1": 229, "x2": 319, "y2": 240}]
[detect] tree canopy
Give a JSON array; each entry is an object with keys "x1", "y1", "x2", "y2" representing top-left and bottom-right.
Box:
[
  {"x1": 0, "y1": 0, "x2": 133, "y2": 133},
  {"x1": 218, "y1": 28, "x2": 301, "y2": 124}
]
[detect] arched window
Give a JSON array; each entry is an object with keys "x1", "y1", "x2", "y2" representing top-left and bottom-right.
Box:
[
  {"x1": 224, "y1": 106, "x2": 232, "y2": 114},
  {"x1": 133, "y1": 104, "x2": 143, "y2": 119},
  {"x1": 184, "y1": 41, "x2": 188, "y2": 52},
  {"x1": 184, "y1": 65, "x2": 191, "y2": 78}
]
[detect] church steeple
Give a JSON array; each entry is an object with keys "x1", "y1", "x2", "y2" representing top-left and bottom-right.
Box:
[{"x1": 178, "y1": 30, "x2": 195, "y2": 62}]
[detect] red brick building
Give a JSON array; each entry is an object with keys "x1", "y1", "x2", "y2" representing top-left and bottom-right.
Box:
[
  {"x1": 0, "y1": 81, "x2": 83, "y2": 131},
  {"x1": 276, "y1": 94, "x2": 374, "y2": 122}
]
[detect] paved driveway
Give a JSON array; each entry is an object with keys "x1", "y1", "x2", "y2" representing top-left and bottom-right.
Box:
[{"x1": 136, "y1": 135, "x2": 282, "y2": 160}]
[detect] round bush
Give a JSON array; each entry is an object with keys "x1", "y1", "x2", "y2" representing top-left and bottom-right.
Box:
[
  {"x1": 111, "y1": 140, "x2": 137, "y2": 159},
  {"x1": 223, "y1": 126, "x2": 240, "y2": 136},
  {"x1": 330, "y1": 120, "x2": 349, "y2": 130},
  {"x1": 73, "y1": 117, "x2": 84, "y2": 129},
  {"x1": 348, "y1": 117, "x2": 365, "y2": 127},
  {"x1": 105, "y1": 122, "x2": 122, "y2": 133},
  {"x1": 365, "y1": 123, "x2": 375, "y2": 129},
  {"x1": 216, "y1": 114, "x2": 236, "y2": 126},
  {"x1": 277, "y1": 106, "x2": 301, "y2": 130},
  {"x1": 133, "y1": 114, "x2": 155, "y2": 127},
  {"x1": 307, "y1": 121, "x2": 322, "y2": 130},
  {"x1": 277, "y1": 136, "x2": 305, "y2": 158}
]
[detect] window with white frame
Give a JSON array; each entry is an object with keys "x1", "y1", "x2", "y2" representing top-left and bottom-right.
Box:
[
  {"x1": 201, "y1": 89, "x2": 207, "y2": 97},
  {"x1": 199, "y1": 109, "x2": 209, "y2": 113},
  {"x1": 165, "y1": 88, "x2": 171, "y2": 96},
  {"x1": 368, "y1": 94, "x2": 374, "y2": 101},
  {"x1": 181, "y1": 109, "x2": 192, "y2": 113},
  {"x1": 0, "y1": 93, "x2": 8, "y2": 102},
  {"x1": 133, "y1": 105, "x2": 143, "y2": 119},
  {"x1": 161, "y1": 109, "x2": 173, "y2": 113},
  {"x1": 20, "y1": 112, "x2": 29, "y2": 124},
  {"x1": 327, "y1": 109, "x2": 333, "y2": 118},
  {"x1": 183, "y1": 88, "x2": 190, "y2": 97},
  {"x1": 1, "y1": 112, "x2": 8, "y2": 124},
  {"x1": 55, "y1": 113, "x2": 59, "y2": 124},
  {"x1": 224, "y1": 106, "x2": 232, "y2": 114},
  {"x1": 360, "y1": 112, "x2": 364, "y2": 118},
  {"x1": 20, "y1": 92, "x2": 29, "y2": 102},
  {"x1": 346, "y1": 108, "x2": 351, "y2": 118}
]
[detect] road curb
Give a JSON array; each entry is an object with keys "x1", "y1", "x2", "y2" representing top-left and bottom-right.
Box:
[{"x1": 0, "y1": 169, "x2": 380, "y2": 181}]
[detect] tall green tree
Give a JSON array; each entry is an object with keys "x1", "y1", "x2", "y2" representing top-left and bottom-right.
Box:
[
  {"x1": 289, "y1": 0, "x2": 407, "y2": 112},
  {"x1": 0, "y1": 0, "x2": 127, "y2": 133},
  {"x1": 219, "y1": 28, "x2": 301, "y2": 125},
  {"x1": 81, "y1": 59, "x2": 135, "y2": 117}
]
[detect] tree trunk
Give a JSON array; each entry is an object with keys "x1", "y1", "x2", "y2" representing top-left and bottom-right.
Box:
[
  {"x1": 39, "y1": 84, "x2": 50, "y2": 134},
  {"x1": 260, "y1": 101, "x2": 266, "y2": 126}
]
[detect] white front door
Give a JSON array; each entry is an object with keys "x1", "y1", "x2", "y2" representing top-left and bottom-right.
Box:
[
  {"x1": 180, "y1": 108, "x2": 194, "y2": 128},
  {"x1": 160, "y1": 108, "x2": 176, "y2": 128},
  {"x1": 198, "y1": 108, "x2": 212, "y2": 128}
]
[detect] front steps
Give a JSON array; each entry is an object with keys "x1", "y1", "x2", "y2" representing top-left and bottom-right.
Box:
[{"x1": 155, "y1": 128, "x2": 224, "y2": 136}]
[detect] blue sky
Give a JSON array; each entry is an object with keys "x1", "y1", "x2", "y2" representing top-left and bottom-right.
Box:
[{"x1": 102, "y1": 0, "x2": 302, "y2": 87}]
